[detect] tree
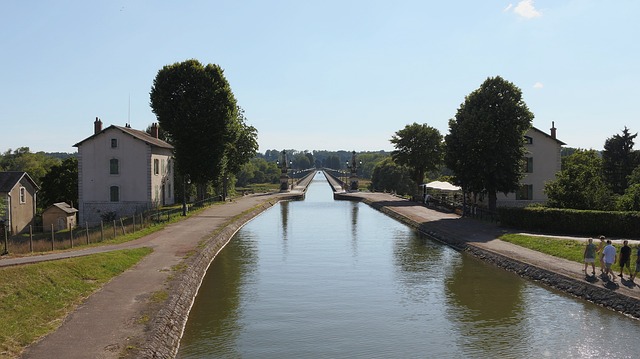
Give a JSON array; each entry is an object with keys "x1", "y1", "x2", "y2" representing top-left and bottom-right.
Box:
[
  {"x1": 544, "y1": 150, "x2": 614, "y2": 210},
  {"x1": 39, "y1": 157, "x2": 78, "y2": 209},
  {"x1": 370, "y1": 158, "x2": 415, "y2": 195},
  {"x1": 0, "y1": 147, "x2": 61, "y2": 186},
  {"x1": 445, "y1": 76, "x2": 533, "y2": 211},
  {"x1": 224, "y1": 106, "x2": 259, "y2": 175},
  {"x1": 150, "y1": 59, "x2": 238, "y2": 191},
  {"x1": 390, "y1": 123, "x2": 443, "y2": 193},
  {"x1": 602, "y1": 127, "x2": 639, "y2": 195}
]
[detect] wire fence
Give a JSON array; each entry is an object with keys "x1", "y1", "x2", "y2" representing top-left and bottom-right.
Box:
[{"x1": 1, "y1": 196, "x2": 221, "y2": 255}]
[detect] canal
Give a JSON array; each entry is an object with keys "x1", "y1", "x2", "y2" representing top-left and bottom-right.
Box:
[{"x1": 178, "y1": 173, "x2": 639, "y2": 358}]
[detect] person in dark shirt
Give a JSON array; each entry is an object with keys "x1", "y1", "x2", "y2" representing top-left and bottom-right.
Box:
[
  {"x1": 630, "y1": 246, "x2": 640, "y2": 283},
  {"x1": 618, "y1": 240, "x2": 632, "y2": 279}
]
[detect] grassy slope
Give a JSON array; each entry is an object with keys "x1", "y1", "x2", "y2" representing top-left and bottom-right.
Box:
[{"x1": 0, "y1": 247, "x2": 152, "y2": 358}]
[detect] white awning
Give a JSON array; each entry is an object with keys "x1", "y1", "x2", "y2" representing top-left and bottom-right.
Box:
[{"x1": 420, "y1": 181, "x2": 461, "y2": 191}]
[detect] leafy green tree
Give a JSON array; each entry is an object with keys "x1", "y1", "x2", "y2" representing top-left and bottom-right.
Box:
[
  {"x1": 617, "y1": 184, "x2": 640, "y2": 211},
  {"x1": 370, "y1": 157, "x2": 415, "y2": 195},
  {"x1": 390, "y1": 123, "x2": 443, "y2": 194},
  {"x1": 39, "y1": 157, "x2": 78, "y2": 209},
  {"x1": 150, "y1": 59, "x2": 238, "y2": 191},
  {"x1": 0, "y1": 147, "x2": 61, "y2": 186},
  {"x1": 545, "y1": 150, "x2": 615, "y2": 210},
  {"x1": 602, "y1": 127, "x2": 639, "y2": 195},
  {"x1": 628, "y1": 165, "x2": 640, "y2": 186},
  {"x1": 445, "y1": 76, "x2": 533, "y2": 211},
  {"x1": 224, "y1": 106, "x2": 259, "y2": 175}
]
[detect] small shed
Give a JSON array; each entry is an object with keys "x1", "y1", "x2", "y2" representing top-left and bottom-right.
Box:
[{"x1": 42, "y1": 202, "x2": 78, "y2": 231}]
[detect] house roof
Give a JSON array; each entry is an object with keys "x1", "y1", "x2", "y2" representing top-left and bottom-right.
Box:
[
  {"x1": 0, "y1": 171, "x2": 40, "y2": 192},
  {"x1": 45, "y1": 202, "x2": 79, "y2": 214},
  {"x1": 529, "y1": 126, "x2": 566, "y2": 146},
  {"x1": 73, "y1": 124, "x2": 173, "y2": 149}
]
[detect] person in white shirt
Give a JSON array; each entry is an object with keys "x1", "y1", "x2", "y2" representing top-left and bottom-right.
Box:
[{"x1": 602, "y1": 240, "x2": 617, "y2": 283}]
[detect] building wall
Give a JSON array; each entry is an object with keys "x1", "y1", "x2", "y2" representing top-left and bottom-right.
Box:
[
  {"x1": 42, "y1": 207, "x2": 77, "y2": 231},
  {"x1": 497, "y1": 128, "x2": 563, "y2": 207},
  {"x1": 78, "y1": 127, "x2": 174, "y2": 225},
  {"x1": 7, "y1": 177, "x2": 37, "y2": 234}
]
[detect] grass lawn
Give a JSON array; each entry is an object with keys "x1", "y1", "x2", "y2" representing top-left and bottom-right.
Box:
[
  {"x1": 499, "y1": 233, "x2": 626, "y2": 273},
  {"x1": 0, "y1": 247, "x2": 153, "y2": 358}
]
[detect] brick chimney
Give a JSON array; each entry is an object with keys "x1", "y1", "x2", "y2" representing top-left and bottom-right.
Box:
[
  {"x1": 151, "y1": 123, "x2": 159, "y2": 139},
  {"x1": 550, "y1": 121, "x2": 557, "y2": 139},
  {"x1": 94, "y1": 117, "x2": 103, "y2": 134}
]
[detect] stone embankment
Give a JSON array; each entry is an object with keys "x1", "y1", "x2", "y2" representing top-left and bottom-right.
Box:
[
  {"x1": 336, "y1": 191, "x2": 640, "y2": 319},
  {"x1": 141, "y1": 172, "x2": 315, "y2": 358}
]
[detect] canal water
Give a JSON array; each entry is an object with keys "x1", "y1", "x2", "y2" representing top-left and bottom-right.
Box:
[{"x1": 178, "y1": 173, "x2": 639, "y2": 359}]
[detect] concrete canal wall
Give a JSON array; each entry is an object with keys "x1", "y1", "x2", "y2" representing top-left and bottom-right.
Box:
[{"x1": 335, "y1": 192, "x2": 640, "y2": 320}]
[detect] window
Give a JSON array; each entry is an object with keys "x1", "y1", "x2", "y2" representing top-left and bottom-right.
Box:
[
  {"x1": 523, "y1": 157, "x2": 533, "y2": 173},
  {"x1": 516, "y1": 184, "x2": 533, "y2": 200},
  {"x1": 154, "y1": 159, "x2": 159, "y2": 175},
  {"x1": 110, "y1": 158, "x2": 119, "y2": 175},
  {"x1": 19, "y1": 187, "x2": 26, "y2": 203},
  {"x1": 111, "y1": 138, "x2": 118, "y2": 148},
  {"x1": 524, "y1": 136, "x2": 533, "y2": 144},
  {"x1": 110, "y1": 186, "x2": 120, "y2": 202}
]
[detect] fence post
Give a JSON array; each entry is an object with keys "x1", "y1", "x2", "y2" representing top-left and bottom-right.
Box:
[
  {"x1": 85, "y1": 221, "x2": 89, "y2": 245},
  {"x1": 2, "y1": 226, "x2": 8, "y2": 255},
  {"x1": 133, "y1": 214, "x2": 136, "y2": 232},
  {"x1": 113, "y1": 220, "x2": 116, "y2": 238},
  {"x1": 51, "y1": 224, "x2": 55, "y2": 251},
  {"x1": 69, "y1": 224, "x2": 73, "y2": 248},
  {"x1": 100, "y1": 221, "x2": 104, "y2": 242},
  {"x1": 120, "y1": 218, "x2": 126, "y2": 235},
  {"x1": 141, "y1": 213, "x2": 144, "y2": 229},
  {"x1": 29, "y1": 225, "x2": 33, "y2": 253}
]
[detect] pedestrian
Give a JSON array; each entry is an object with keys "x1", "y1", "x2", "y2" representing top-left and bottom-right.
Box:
[
  {"x1": 630, "y1": 245, "x2": 640, "y2": 283},
  {"x1": 583, "y1": 238, "x2": 597, "y2": 275},
  {"x1": 602, "y1": 240, "x2": 617, "y2": 282},
  {"x1": 618, "y1": 240, "x2": 632, "y2": 279},
  {"x1": 596, "y1": 235, "x2": 606, "y2": 274}
]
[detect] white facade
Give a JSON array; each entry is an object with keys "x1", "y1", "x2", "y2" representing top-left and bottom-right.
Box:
[
  {"x1": 496, "y1": 124, "x2": 565, "y2": 207},
  {"x1": 75, "y1": 120, "x2": 174, "y2": 225}
]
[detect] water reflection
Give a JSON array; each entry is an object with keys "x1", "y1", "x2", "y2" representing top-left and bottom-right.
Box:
[
  {"x1": 178, "y1": 230, "x2": 259, "y2": 358},
  {"x1": 445, "y1": 254, "x2": 526, "y2": 357},
  {"x1": 178, "y1": 173, "x2": 640, "y2": 358},
  {"x1": 350, "y1": 201, "x2": 359, "y2": 257}
]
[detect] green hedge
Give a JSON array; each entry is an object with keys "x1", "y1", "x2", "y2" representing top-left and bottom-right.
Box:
[{"x1": 498, "y1": 207, "x2": 640, "y2": 237}]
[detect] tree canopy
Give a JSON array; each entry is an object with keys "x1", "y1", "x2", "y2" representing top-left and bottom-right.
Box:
[
  {"x1": 370, "y1": 157, "x2": 415, "y2": 195},
  {"x1": 445, "y1": 76, "x2": 533, "y2": 210},
  {"x1": 544, "y1": 149, "x2": 614, "y2": 210},
  {"x1": 149, "y1": 59, "x2": 241, "y2": 187},
  {"x1": 39, "y1": 157, "x2": 78, "y2": 209},
  {"x1": 390, "y1": 123, "x2": 443, "y2": 191},
  {"x1": 602, "y1": 127, "x2": 639, "y2": 195}
]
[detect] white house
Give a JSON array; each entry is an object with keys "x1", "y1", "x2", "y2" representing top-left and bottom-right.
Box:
[
  {"x1": 496, "y1": 122, "x2": 565, "y2": 207},
  {"x1": 74, "y1": 118, "x2": 174, "y2": 225}
]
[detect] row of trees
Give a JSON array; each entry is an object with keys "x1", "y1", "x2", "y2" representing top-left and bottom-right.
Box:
[
  {"x1": 545, "y1": 129, "x2": 640, "y2": 211},
  {"x1": 379, "y1": 76, "x2": 533, "y2": 211},
  {"x1": 0, "y1": 148, "x2": 78, "y2": 210},
  {"x1": 377, "y1": 75, "x2": 640, "y2": 212}
]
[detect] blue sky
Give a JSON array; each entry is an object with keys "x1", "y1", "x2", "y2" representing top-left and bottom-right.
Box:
[{"x1": 1, "y1": 0, "x2": 638, "y2": 154}]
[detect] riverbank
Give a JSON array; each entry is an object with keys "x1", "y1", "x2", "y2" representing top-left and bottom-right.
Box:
[
  {"x1": 336, "y1": 191, "x2": 640, "y2": 319},
  {"x1": 12, "y1": 191, "x2": 303, "y2": 359}
]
